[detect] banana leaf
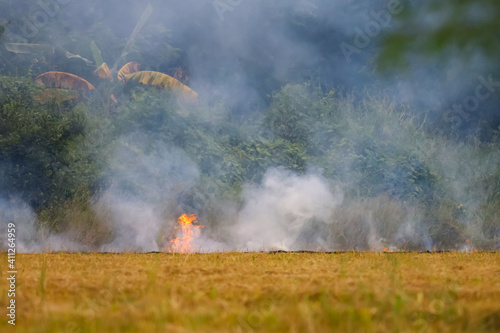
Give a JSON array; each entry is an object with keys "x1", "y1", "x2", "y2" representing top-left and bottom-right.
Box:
[
  {"x1": 5, "y1": 43, "x2": 53, "y2": 54},
  {"x1": 94, "y1": 62, "x2": 113, "y2": 81},
  {"x1": 35, "y1": 71, "x2": 95, "y2": 91},
  {"x1": 122, "y1": 70, "x2": 198, "y2": 101},
  {"x1": 117, "y1": 61, "x2": 140, "y2": 81},
  {"x1": 90, "y1": 41, "x2": 104, "y2": 67},
  {"x1": 65, "y1": 51, "x2": 93, "y2": 65}
]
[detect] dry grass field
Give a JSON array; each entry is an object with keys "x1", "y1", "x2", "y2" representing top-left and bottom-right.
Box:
[{"x1": 1, "y1": 252, "x2": 499, "y2": 333}]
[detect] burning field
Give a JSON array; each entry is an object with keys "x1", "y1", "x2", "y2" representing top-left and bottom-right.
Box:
[
  {"x1": 4, "y1": 212, "x2": 498, "y2": 332},
  {"x1": 1, "y1": 1, "x2": 500, "y2": 332},
  {"x1": 167, "y1": 213, "x2": 204, "y2": 253},
  {"x1": 1, "y1": 251, "x2": 499, "y2": 333}
]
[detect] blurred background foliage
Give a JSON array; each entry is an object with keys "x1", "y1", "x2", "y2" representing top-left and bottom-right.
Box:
[{"x1": 0, "y1": 0, "x2": 499, "y2": 249}]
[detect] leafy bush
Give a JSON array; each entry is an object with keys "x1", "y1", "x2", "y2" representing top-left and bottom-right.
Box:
[{"x1": 0, "y1": 75, "x2": 97, "y2": 209}]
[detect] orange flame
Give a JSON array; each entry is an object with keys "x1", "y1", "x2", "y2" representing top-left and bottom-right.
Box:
[
  {"x1": 169, "y1": 214, "x2": 203, "y2": 253},
  {"x1": 382, "y1": 247, "x2": 394, "y2": 253}
]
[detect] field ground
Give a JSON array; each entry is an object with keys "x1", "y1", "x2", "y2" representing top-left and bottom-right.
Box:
[{"x1": 1, "y1": 252, "x2": 499, "y2": 332}]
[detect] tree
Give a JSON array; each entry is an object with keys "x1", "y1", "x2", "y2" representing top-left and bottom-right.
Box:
[
  {"x1": 379, "y1": 0, "x2": 500, "y2": 68},
  {"x1": 378, "y1": 0, "x2": 500, "y2": 137},
  {"x1": 0, "y1": 75, "x2": 97, "y2": 209}
]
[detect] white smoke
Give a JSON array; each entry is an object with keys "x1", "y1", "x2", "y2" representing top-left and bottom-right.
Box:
[
  {"x1": 231, "y1": 168, "x2": 343, "y2": 251},
  {"x1": 95, "y1": 135, "x2": 200, "y2": 252},
  {"x1": 0, "y1": 197, "x2": 39, "y2": 252}
]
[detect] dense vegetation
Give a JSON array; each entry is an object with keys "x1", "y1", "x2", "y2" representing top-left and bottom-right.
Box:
[{"x1": 0, "y1": 0, "x2": 499, "y2": 250}]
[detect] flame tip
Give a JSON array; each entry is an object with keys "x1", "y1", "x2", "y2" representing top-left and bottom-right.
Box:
[{"x1": 168, "y1": 213, "x2": 203, "y2": 253}]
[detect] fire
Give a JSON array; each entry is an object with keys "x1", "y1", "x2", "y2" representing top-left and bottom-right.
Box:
[
  {"x1": 169, "y1": 214, "x2": 203, "y2": 253},
  {"x1": 464, "y1": 239, "x2": 478, "y2": 253},
  {"x1": 382, "y1": 247, "x2": 394, "y2": 253}
]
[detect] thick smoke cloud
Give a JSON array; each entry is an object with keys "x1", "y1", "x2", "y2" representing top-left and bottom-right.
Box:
[
  {"x1": 231, "y1": 168, "x2": 342, "y2": 251},
  {"x1": 0, "y1": 197, "x2": 38, "y2": 252},
  {"x1": 96, "y1": 136, "x2": 201, "y2": 252}
]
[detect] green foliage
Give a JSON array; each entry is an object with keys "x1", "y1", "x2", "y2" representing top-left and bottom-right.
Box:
[
  {"x1": 237, "y1": 139, "x2": 308, "y2": 182},
  {"x1": 108, "y1": 87, "x2": 308, "y2": 189},
  {"x1": 0, "y1": 71, "x2": 498, "y2": 249},
  {"x1": 260, "y1": 84, "x2": 500, "y2": 248},
  {"x1": 89, "y1": 41, "x2": 104, "y2": 67},
  {"x1": 265, "y1": 84, "x2": 316, "y2": 145},
  {"x1": 379, "y1": 0, "x2": 500, "y2": 69},
  {"x1": 0, "y1": 75, "x2": 97, "y2": 209},
  {"x1": 38, "y1": 190, "x2": 114, "y2": 248},
  {"x1": 264, "y1": 84, "x2": 440, "y2": 203}
]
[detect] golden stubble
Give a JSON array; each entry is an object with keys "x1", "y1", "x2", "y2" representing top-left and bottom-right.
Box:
[{"x1": 1, "y1": 252, "x2": 499, "y2": 333}]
